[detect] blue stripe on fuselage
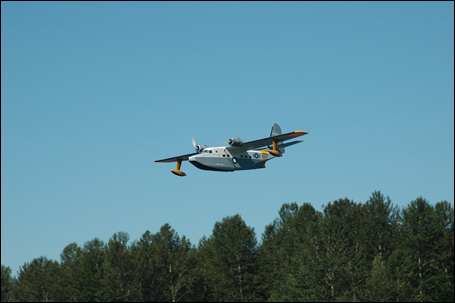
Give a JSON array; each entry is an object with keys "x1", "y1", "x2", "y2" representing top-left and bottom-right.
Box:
[{"x1": 189, "y1": 153, "x2": 265, "y2": 172}]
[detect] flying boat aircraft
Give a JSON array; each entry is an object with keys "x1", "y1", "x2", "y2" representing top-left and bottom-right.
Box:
[{"x1": 154, "y1": 123, "x2": 308, "y2": 176}]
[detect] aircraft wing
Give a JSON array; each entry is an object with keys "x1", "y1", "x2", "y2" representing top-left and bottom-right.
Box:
[
  {"x1": 154, "y1": 152, "x2": 198, "y2": 163},
  {"x1": 226, "y1": 130, "x2": 308, "y2": 151}
]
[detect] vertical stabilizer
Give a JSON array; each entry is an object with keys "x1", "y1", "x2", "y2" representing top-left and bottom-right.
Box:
[
  {"x1": 269, "y1": 123, "x2": 285, "y2": 154},
  {"x1": 270, "y1": 123, "x2": 282, "y2": 137}
]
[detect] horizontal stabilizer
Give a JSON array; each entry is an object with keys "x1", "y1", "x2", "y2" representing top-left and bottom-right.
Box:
[{"x1": 278, "y1": 140, "x2": 303, "y2": 149}]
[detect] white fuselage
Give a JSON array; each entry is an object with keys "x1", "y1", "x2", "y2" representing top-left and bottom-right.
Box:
[{"x1": 189, "y1": 147, "x2": 275, "y2": 171}]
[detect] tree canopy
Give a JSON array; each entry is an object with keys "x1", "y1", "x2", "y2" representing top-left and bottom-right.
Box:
[{"x1": 2, "y1": 191, "x2": 453, "y2": 302}]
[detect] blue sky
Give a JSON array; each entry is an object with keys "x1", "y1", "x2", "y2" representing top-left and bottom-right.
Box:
[{"x1": 2, "y1": 2, "x2": 453, "y2": 275}]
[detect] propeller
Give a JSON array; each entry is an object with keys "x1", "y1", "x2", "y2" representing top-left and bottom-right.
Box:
[
  {"x1": 191, "y1": 137, "x2": 197, "y2": 149},
  {"x1": 221, "y1": 137, "x2": 242, "y2": 146},
  {"x1": 191, "y1": 137, "x2": 208, "y2": 153},
  {"x1": 221, "y1": 137, "x2": 244, "y2": 147}
]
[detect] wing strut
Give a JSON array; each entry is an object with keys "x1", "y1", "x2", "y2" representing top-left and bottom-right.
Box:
[
  {"x1": 171, "y1": 159, "x2": 186, "y2": 176},
  {"x1": 268, "y1": 139, "x2": 283, "y2": 157}
]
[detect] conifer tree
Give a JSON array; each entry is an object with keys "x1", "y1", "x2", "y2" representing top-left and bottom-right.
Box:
[
  {"x1": 14, "y1": 256, "x2": 60, "y2": 302},
  {"x1": 131, "y1": 230, "x2": 157, "y2": 302},
  {"x1": 363, "y1": 191, "x2": 399, "y2": 260},
  {"x1": 134, "y1": 224, "x2": 196, "y2": 302},
  {"x1": 1, "y1": 265, "x2": 15, "y2": 302},
  {"x1": 78, "y1": 238, "x2": 107, "y2": 302},
  {"x1": 400, "y1": 197, "x2": 440, "y2": 301},
  {"x1": 199, "y1": 214, "x2": 258, "y2": 302},
  {"x1": 103, "y1": 232, "x2": 137, "y2": 301},
  {"x1": 59, "y1": 242, "x2": 83, "y2": 301},
  {"x1": 156, "y1": 224, "x2": 196, "y2": 302}
]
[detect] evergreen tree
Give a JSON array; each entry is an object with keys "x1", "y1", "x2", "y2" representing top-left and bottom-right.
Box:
[
  {"x1": 365, "y1": 255, "x2": 392, "y2": 302},
  {"x1": 363, "y1": 191, "x2": 399, "y2": 260},
  {"x1": 315, "y1": 198, "x2": 367, "y2": 301},
  {"x1": 14, "y1": 256, "x2": 60, "y2": 302},
  {"x1": 289, "y1": 204, "x2": 326, "y2": 301},
  {"x1": 256, "y1": 203, "x2": 299, "y2": 301},
  {"x1": 131, "y1": 230, "x2": 157, "y2": 302},
  {"x1": 199, "y1": 214, "x2": 258, "y2": 302},
  {"x1": 103, "y1": 232, "x2": 138, "y2": 301},
  {"x1": 1, "y1": 194, "x2": 452, "y2": 302},
  {"x1": 431, "y1": 200, "x2": 454, "y2": 302},
  {"x1": 78, "y1": 238, "x2": 107, "y2": 302},
  {"x1": 151, "y1": 224, "x2": 197, "y2": 302},
  {"x1": 400, "y1": 197, "x2": 442, "y2": 301},
  {"x1": 258, "y1": 202, "x2": 322, "y2": 301},
  {"x1": 59, "y1": 242, "x2": 83, "y2": 301},
  {"x1": 365, "y1": 250, "x2": 415, "y2": 302},
  {"x1": 132, "y1": 224, "x2": 197, "y2": 302},
  {"x1": 362, "y1": 191, "x2": 401, "y2": 301},
  {"x1": 1, "y1": 265, "x2": 15, "y2": 302},
  {"x1": 386, "y1": 248, "x2": 417, "y2": 301}
]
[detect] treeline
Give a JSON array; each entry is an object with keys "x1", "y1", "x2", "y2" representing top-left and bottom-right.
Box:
[{"x1": 1, "y1": 191, "x2": 453, "y2": 302}]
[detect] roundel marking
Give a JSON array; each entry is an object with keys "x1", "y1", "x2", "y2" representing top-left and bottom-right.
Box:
[
  {"x1": 232, "y1": 157, "x2": 238, "y2": 164},
  {"x1": 254, "y1": 153, "x2": 259, "y2": 159}
]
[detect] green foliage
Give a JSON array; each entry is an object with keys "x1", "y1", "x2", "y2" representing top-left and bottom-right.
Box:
[
  {"x1": 130, "y1": 224, "x2": 198, "y2": 302},
  {"x1": 363, "y1": 191, "x2": 399, "y2": 260},
  {"x1": 79, "y1": 238, "x2": 107, "y2": 301},
  {"x1": 399, "y1": 198, "x2": 454, "y2": 302},
  {"x1": 1, "y1": 265, "x2": 15, "y2": 302},
  {"x1": 148, "y1": 224, "x2": 196, "y2": 301},
  {"x1": 13, "y1": 256, "x2": 61, "y2": 302},
  {"x1": 2, "y1": 192, "x2": 453, "y2": 302},
  {"x1": 198, "y1": 214, "x2": 258, "y2": 302},
  {"x1": 103, "y1": 232, "x2": 136, "y2": 301},
  {"x1": 59, "y1": 242, "x2": 83, "y2": 301},
  {"x1": 258, "y1": 202, "x2": 322, "y2": 301}
]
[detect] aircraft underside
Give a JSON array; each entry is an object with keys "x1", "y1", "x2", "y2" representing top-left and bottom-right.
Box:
[{"x1": 189, "y1": 149, "x2": 271, "y2": 172}]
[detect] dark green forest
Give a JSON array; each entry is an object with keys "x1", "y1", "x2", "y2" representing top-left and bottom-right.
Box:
[{"x1": 1, "y1": 191, "x2": 453, "y2": 302}]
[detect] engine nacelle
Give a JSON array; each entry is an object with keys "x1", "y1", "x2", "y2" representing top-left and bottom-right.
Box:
[
  {"x1": 228, "y1": 138, "x2": 244, "y2": 147},
  {"x1": 195, "y1": 144, "x2": 208, "y2": 153}
]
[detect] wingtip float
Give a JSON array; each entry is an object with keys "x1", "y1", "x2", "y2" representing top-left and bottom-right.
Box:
[{"x1": 155, "y1": 124, "x2": 308, "y2": 176}]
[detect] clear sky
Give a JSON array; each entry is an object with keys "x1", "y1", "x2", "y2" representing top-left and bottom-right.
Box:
[{"x1": 2, "y1": 2, "x2": 454, "y2": 275}]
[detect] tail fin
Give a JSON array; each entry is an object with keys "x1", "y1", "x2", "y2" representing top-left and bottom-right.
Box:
[
  {"x1": 270, "y1": 123, "x2": 285, "y2": 154},
  {"x1": 270, "y1": 123, "x2": 282, "y2": 137}
]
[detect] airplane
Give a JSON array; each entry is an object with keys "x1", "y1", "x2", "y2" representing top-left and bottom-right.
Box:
[{"x1": 154, "y1": 123, "x2": 308, "y2": 176}]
